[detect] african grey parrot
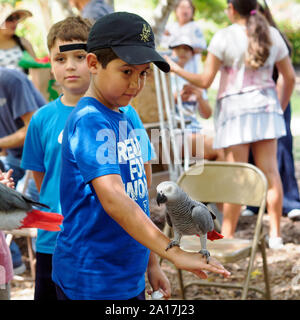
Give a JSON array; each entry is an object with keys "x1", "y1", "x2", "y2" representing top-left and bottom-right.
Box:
[
  {"x1": 0, "y1": 182, "x2": 63, "y2": 231},
  {"x1": 156, "y1": 181, "x2": 223, "y2": 262}
]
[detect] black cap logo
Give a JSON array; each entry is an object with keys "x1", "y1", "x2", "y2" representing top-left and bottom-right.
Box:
[{"x1": 140, "y1": 24, "x2": 151, "y2": 42}]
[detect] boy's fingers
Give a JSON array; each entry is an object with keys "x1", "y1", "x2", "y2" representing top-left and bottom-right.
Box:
[
  {"x1": 6, "y1": 169, "x2": 13, "y2": 178},
  {"x1": 192, "y1": 269, "x2": 208, "y2": 279},
  {"x1": 206, "y1": 261, "x2": 231, "y2": 277},
  {"x1": 195, "y1": 255, "x2": 231, "y2": 278}
]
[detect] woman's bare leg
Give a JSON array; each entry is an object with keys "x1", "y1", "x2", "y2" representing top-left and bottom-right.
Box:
[
  {"x1": 251, "y1": 139, "x2": 282, "y2": 238},
  {"x1": 221, "y1": 143, "x2": 250, "y2": 238}
]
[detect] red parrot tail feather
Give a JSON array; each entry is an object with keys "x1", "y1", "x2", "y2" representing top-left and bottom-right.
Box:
[
  {"x1": 207, "y1": 230, "x2": 224, "y2": 241},
  {"x1": 20, "y1": 209, "x2": 63, "y2": 232}
]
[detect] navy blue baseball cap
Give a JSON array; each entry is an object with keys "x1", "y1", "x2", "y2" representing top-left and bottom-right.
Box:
[{"x1": 87, "y1": 12, "x2": 170, "y2": 73}]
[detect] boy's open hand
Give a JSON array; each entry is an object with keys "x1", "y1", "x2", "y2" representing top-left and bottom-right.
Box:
[{"x1": 172, "y1": 248, "x2": 231, "y2": 279}]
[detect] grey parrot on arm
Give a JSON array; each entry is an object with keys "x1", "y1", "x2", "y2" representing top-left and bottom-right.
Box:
[
  {"x1": 156, "y1": 181, "x2": 223, "y2": 263},
  {"x1": 0, "y1": 182, "x2": 63, "y2": 231}
]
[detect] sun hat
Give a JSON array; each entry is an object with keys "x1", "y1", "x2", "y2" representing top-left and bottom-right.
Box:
[
  {"x1": 168, "y1": 34, "x2": 195, "y2": 52},
  {"x1": 87, "y1": 12, "x2": 170, "y2": 73},
  {"x1": 0, "y1": 3, "x2": 32, "y2": 28}
]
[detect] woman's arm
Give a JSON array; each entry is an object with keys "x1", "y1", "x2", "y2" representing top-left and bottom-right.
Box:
[
  {"x1": 165, "y1": 52, "x2": 222, "y2": 89},
  {"x1": 0, "y1": 111, "x2": 35, "y2": 149},
  {"x1": 20, "y1": 37, "x2": 36, "y2": 58},
  {"x1": 20, "y1": 37, "x2": 42, "y2": 92},
  {"x1": 275, "y1": 56, "x2": 296, "y2": 111}
]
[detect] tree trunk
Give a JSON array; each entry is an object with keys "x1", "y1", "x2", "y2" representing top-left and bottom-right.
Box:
[
  {"x1": 38, "y1": 0, "x2": 53, "y2": 33},
  {"x1": 151, "y1": 0, "x2": 179, "y2": 44}
]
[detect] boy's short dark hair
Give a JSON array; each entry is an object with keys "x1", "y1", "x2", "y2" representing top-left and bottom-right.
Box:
[
  {"x1": 91, "y1": 48, "x2": 119, "y2": 69},
  {"x1": 47, "y1": 16, "x2": 92, "y2": 51}
]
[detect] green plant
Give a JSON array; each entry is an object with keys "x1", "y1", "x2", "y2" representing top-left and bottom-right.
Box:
[
  {"x1": 0, "y1": 0, "x2": 16, "y2": 5},
  {"x1": 278, "y1": 22, "x2": 300, "y2": 66}
]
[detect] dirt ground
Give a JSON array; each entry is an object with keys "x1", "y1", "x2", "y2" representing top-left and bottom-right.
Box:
[{"x1": 10, "y1": 163, "x2": 300, "y2": 300}]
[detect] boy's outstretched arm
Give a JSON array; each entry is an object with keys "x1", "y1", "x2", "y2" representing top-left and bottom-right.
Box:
[{"x1": 92, "y1": 174, "x2": 231, "y2": 279}]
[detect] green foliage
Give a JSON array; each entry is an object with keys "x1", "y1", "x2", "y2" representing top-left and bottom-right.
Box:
[
  {"x1": 0, "y1": 0, "x2": 16, "y2": 5},
  {"x1": 16, "y1": 20, "x2": 48, "y2": 58},
  {"x1": 194, "y1": 0, "x2": 228, "y2": 25},
  {"x1": 278, "y1": 22, "x2": 300, "y2": 66}
]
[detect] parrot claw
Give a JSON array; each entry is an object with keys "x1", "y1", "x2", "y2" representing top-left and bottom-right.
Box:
[
  {"x1": 199, "y1": 249, "x2": 210, "y2": 263},
  {"x1": 165, "y1": 240, "x2": 180, "y2": 251}
]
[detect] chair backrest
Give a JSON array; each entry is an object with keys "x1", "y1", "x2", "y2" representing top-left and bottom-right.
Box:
[{"x1": 177, "y1": 161, "x2": 268, "y2": 207}]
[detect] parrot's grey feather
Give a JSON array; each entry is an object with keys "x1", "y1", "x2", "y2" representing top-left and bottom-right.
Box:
[
  {"x1": 0, "y1": 183, "x2": 31, "y2": 211},
  {"x1": 166, "y1": 211, "x2": 172, "y2": 227},
  {"x1": 208, "y1": 209, "x2": 216, "y2": 220},
  {"x1": 156, "y1": 181, "x2": 218, "y2": 261},
  {"x1": 0, "y1": 183, "x2": 49, "y2": 213},
  {"x1": 191, "y1": 206, "x2": 214, "y2": 234}
]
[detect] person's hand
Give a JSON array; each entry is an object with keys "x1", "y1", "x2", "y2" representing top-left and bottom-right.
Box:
[
  {"x1": 181, "y1": 84, "x2": 202, "y2": 102},
  {"x1": 147, "y1": 257, "x2": 171, "y2": 299},
  {"x1": 172, "y1": 248, "x2": 231, "y2": 279},
  {"x1": 164, "y1": 55, "x2": 182, "y2": 74},
  {"x1": 0, "y1": 169, "x2": 15, "y2": 189}
]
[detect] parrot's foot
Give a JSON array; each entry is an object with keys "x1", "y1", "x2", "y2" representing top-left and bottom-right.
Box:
[
  {"x1": 199, "y1": 249, "x2": 210, "y2": 263},
  {"x1": 165, "y1": 240, "x2": 180, "y2": 251}
]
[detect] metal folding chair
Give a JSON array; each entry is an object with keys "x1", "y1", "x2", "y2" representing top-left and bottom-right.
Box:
[{"x1": 176, "y1": 161, "x2": 271, "y2": 300}]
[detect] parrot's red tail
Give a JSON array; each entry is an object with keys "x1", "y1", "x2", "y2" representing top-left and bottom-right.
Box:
[
  {"x1": 20, "y1": 209, "x2": 63, "y2": 232},
  {"x1": 207, "y1": 230, "x2": 224, "y2": 241}
]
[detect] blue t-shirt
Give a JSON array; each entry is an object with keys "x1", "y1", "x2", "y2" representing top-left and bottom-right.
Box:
[
  {"x1": 0, "y1": 67, "x2": 45, "y2": 158},
  {"x1": 21, "y1": 97, "x2": 74, "y2": 254},
  {"x1": 52, "y1": 97, "x2": 152, "y2": 299},
  {"x1": 22, "y1": 96, "x2": 153, "y2": 255}
]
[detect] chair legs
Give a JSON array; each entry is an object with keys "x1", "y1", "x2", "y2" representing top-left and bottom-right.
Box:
[
  {"x1": 260, "y1": 236, "x2": 271, "y2": 299},
  {"x1": 26, "y1": 236, "x2": 36, "y2": 280},
  {"x1": 177, "y1": 269, "x2": 185, "y2": 299},
  {"x1": 241, "y1": 237, "x2": 271, "y2": 300}
]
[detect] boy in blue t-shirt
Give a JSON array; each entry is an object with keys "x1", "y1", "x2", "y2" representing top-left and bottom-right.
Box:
[
  {"x1": 21, "y1": 15, "x2": 160, "y2": 300},
  {"x1": 52, "y1": 12, "x2": 230, "y2": 300},
  {"x1": 21, "y1": 17, "x2": 93, "y2": 300}
]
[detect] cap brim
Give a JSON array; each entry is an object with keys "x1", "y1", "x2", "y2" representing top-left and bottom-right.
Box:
[{"x1": 112, "y1": 45, "x2": 170, "y2": 73}]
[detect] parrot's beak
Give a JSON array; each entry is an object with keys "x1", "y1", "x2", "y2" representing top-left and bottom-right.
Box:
[{"x1": 156, "y1": 192, "x2": 167, "y2": 206}]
